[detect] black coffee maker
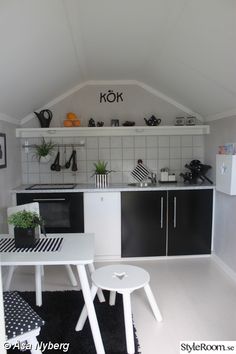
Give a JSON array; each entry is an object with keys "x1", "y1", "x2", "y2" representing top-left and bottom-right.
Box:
[{"x1": 180, "y1": 160, "x2": 213, "y2": 184}]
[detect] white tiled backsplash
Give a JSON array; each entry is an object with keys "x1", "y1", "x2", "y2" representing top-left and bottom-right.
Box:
[{"x1": 21, "y1": 135, "x2": 205, "y2": 185}]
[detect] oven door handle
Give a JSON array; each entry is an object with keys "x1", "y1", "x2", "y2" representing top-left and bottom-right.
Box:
[{"x1": 33, "y1": 198, "x2": 66, "y2": 202}]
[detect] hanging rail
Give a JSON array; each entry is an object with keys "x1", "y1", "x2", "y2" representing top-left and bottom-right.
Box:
[{"x1": 22, "y1": 143, "x2": 85, "y2": 148}]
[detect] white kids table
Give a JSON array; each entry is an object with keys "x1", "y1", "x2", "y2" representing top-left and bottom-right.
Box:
[{"x1": 0, "y1": 233, "x2": 105, "y2": 354}]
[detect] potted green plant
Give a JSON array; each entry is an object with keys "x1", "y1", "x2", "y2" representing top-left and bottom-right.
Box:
[
  {"x1": 92, "y1": 160, "x2": 112, "y2": 188},
  {"x1": 8, "y1": 210, "x2": 44, "y2": 248},
  {"x1": 33, "y1": 137, "x2": 56, "y2": 163}
]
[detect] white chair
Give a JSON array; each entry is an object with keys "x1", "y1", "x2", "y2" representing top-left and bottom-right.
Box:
[
  {"x1": 5, "y1": 202, "x2": 78, "y2": 305},
  {"x1": 76, "y1": 264, "x2": 163, "y2": 354},
  {"x1": 4, "y1": 291, "x2": 44, "y2": 354}
]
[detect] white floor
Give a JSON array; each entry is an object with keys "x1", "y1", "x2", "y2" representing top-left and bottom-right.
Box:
[{"x1": 3, "y1": 257, "x2": 236, "y2": 354}]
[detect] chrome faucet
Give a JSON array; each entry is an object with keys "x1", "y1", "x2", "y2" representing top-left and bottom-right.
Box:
[{"x1": 148, "y1": 173, "x2": 157, "y2": 184}]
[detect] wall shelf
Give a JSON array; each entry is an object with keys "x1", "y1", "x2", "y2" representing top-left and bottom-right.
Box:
[{"x1": 16, "y1": 125, "x2": 210, "y2": 138}]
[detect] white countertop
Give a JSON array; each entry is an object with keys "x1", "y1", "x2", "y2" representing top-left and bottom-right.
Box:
[{"x1": 12, "y1": 182, "x2": 215, "y2": 193}]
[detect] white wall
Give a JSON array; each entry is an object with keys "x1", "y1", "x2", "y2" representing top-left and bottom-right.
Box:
[
  {"x1": 21, "y1": 84, "x2": 205, "y2": 184},
  {"x1": 205, "y1": 115, "x2": 236, "y2": 274},
  {"x1": 0, "y1": 121, "x2": 21, "y2": 232},
  {"x1": 23, "y1": 84, "x2": 193, "y2": 128}
]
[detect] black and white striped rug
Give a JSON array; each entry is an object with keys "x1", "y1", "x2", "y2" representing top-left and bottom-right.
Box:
[{"x1": 0, "y1": 237, "x2": 63, "y2": 253}]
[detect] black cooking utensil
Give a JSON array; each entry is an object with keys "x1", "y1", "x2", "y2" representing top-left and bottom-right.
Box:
[
  {"x1": 54, "y1": 151, "x2": 61, "y2": 171},
  {"x1": 71, "y1": 150, "x2": 78, "y2": 171},
  {"x1": 50, "y1": 152, "x2": 58, "y2": 171},
  {"x1": 50, "y1": 152, "x2": 61, "y2": 171},
  {"x1": 65, "y1": 150, "x2": 74, "y2": 169}
]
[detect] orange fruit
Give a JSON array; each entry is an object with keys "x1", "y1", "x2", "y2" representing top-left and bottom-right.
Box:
[
  {"x1": 73, "y1": 120, "x2": 81, "y2": 127},
  {"x1": 63, "y1": 120, "x2": 73, "y2": 127},
  {"x1": 66, "y1": 112, "x2": 77, "y2": 120}
]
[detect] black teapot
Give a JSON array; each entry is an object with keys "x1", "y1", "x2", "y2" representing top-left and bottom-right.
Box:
[
  {"x1": 34, "y1": 109, "x2": 53, "y2": 128},
  {"x1": 88, "y1": 118, "x2": 96, "y2": 127},
  {"x1": 144, "y1": 115, "x2": 161, "y2": 126}
]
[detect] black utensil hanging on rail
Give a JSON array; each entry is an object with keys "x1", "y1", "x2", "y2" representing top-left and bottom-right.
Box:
[
  {"x1": 65, "y1": 150, "x2": 74, "y2": 169},
  {"x1": 71, "y1": 150, "x2": 78, "y2": 171},
  {"x1": 50, "y1": 151, "x2": 61, "y2": 171}
]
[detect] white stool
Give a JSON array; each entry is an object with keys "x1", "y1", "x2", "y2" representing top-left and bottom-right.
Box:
[{"x1": 76, "y1": 264, "x2": 163, "y2": 354}]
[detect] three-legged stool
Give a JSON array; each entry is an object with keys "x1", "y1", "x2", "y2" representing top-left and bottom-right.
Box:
[{"x1": 76, "y1": 264, "x2": 162, "y2": 354}]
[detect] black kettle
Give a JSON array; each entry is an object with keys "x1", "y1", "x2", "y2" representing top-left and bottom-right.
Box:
[
  {"x1": 34, "y1": 109, "x2": 53, "y2": 128},
  {"x1": 144, "y1": 115, "x2": 161, "y2": 126}
]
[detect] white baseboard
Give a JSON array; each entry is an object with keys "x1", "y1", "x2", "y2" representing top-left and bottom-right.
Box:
[
  {"x1": 94, "y1": 254, "x2": 211, "y2": 262},
  {"x1": 212, "y1": 253, "x2": 236, "y2": 283}
]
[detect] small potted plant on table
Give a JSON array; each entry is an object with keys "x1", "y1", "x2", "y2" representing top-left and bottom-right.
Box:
[
  {"x1": 33, "y1": 137, "x2": 56, "y2": 163},
  {"x1": 93, "y1": 160, "x2": 112, "y2": 188},
  {"x1": 8, "y1": 210, "x2": 44, "y2": 248}
]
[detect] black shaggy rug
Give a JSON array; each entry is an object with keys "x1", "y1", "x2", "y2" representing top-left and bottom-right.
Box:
[{"x1": 7, "y1": 291, "x2": 141, "y2": 354}]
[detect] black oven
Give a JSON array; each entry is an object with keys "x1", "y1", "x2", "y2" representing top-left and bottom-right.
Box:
[{"x1": 16, "y1": 192, "x2": 84, "y2": 233}]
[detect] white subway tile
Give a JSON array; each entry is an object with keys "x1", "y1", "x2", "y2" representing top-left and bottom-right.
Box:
[
  {"x1": 40, "y1": 173, "x2": 53, "y2": 183},
  {"x1": 170, "y1": 159, "x2": 181, "y2": 170},
  {"x1": 123, "y1": 160, "x2": 135, "y2": 171},
  {"x1": 110, "y1": 172, "x2": 123, "y2": 183},
  {"x1": 146, "y1": 136, "x2": 158, "y2": 147},
  {"x1": 193, "y1": 147, "x2": 204, "y2": 160},
  {"x1": 75, "y1": 173, "x2": 87, "y2": 183},
  {"x1": 170, "y1": 147, "x2": 181, "y2": 159},
  {"x1": 193, "y1": 135, "x2": 204, "y2": 147},
  {"x1": 134, "y1": 148, "x2": 146, "y2": 161},
  {"x1": 159, "y1": 136, "x2": 169, "y2": 147},
  {"x1": 170, "y1": 136, "x2": 181, "y2": 147},
  {"x1": 111, "y1": 160, "x2": 122, "y2": 171},
  {"x1": 51, "y1": 173, "x2": 63, "y2": 184},
  {"x1": 99, "y1": 137, "x2": 110, "y2": 148},
  {"x1": 181, "y1": 136, "x2": 193, "y2": 147},
  {"x1": 122, "y1": 136, "x2": 134, "y2": 148},
  {"x1": 111, "y1": 148, "x2": 122, "y2": 160},
  {"x1": 181, "y1": 147, "x2": 193, "y2": 158},
  {"x1": 86, "y1": 149, "x2": 99, "y2": 160},
  {"x1": 147, "y1": 160, "x2": 158, "y2": 171},
  {"x1": 111, "y1": 136, "x2": 122, "y2": 147},
  {"x1": 98, "y1": 148, "x2": 110, "y2": 160},
  {"x1": 134, "y1": 136, "x2": 146, "y2": 148},
  {"x1": 22, "y1": 174, "x2": 28, "y2": 184},
  {"x1": 87, "y1": 137, "x2": 98, "y2": 149},
  {"x1": 147, "y1": 148, "x2": 158, "y2": 159},
  {"x1": 122, "y1": 148, "x2": 134, "y2": 160},
  {"x1": 158, "y1": 159, "x2": 170, "y2": 170},
  {"x1": 28, "y1": 162, "x2": 39, "y2": 174},
  {"x1": 159, "y1": 147, "x2": 169, "y2": 159}
]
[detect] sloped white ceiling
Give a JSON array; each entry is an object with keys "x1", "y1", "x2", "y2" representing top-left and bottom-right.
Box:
[{"x1": 0, "y1": 0, "x2": 235, "y2": 122}]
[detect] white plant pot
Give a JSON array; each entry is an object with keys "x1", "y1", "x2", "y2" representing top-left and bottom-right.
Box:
[
  {"x1": 95, "y1": 173, "x2": 109, "y2": 188},
  {"x1": 39, "y1": 155, "x2": 51, "y2": 163}
]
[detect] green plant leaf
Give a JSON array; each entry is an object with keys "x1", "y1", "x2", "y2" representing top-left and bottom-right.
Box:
[
  {"x1": 33, "y1": 138, "x2": 56, "y2": 160},
  {"x1": 8, "y1": 210, "x2": 44, "y2": 229}
]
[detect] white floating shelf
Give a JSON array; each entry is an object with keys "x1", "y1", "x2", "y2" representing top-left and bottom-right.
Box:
[{"x1": 16, "y1": 125, "x2": 210, "y2": 138}]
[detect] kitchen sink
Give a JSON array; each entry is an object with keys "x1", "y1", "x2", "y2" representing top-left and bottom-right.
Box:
[{"x1": 127, "y1": 182, "x2": 157, "y2": 187}]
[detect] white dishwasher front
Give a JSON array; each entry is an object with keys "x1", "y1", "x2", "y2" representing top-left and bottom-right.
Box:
[{"x1": 84, "y1": 192, "x2": 121, "y2": 260}]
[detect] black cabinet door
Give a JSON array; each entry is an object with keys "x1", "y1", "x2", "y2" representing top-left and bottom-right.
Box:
[
  {"x1": 168, "y1": 190, "x2": 213, "y2": 255},
  {"x1": 121, "y1": 191, "x2": 167, "y2": 257}
]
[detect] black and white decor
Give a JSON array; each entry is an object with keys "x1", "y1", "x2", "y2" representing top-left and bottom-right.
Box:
[{"x1": 0, "y1": 133, "x2": 6, "y2": 169}]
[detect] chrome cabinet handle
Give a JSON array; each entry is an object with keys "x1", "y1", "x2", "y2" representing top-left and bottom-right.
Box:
[
  {"x1": 173, "y1": 196, "x2": 177, "y2": 228},
  {"x1": 160, "y1": 197, "x2": 164, "y2": 229},
  {"x1": 33, "y1": 198, "x2": 66, "y2": 202}
]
